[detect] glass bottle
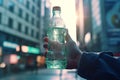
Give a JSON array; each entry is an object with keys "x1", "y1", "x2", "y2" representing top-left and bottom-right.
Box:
[{"x1": 46, "y1": 6, "x2": 67, "y2": 69}]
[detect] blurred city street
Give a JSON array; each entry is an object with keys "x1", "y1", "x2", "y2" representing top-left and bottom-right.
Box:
[
  {"x1": 0, "y1": 69, "x2": 86, "y2": 80},
  {"x1": 0, "y1": 0, "x2": 120, "y2": 79}
]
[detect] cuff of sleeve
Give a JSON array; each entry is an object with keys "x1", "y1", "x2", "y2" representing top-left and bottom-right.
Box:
[{"x1": 77, "y1": 52, "x2": 99, "y2": 78}]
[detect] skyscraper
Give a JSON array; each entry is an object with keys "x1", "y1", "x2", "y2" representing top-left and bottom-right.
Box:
[{"x1": 82, "y1": 0, "x2": 120, "y2": 52}]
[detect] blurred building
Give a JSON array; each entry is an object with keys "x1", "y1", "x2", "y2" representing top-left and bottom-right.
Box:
[
  {"x1": 76, "y1": 0, "x2": 85, "y2": 50},
  {"x1": 82, "y1": 0, "x2": 120, "y2": 52},
  {"x1": 43, "y1": 0, "x2": 51, "y2": 36},
  {"x1": 82, "y1": 0, "x2": 102, "y2": 52},
  {"x1": 101, "y1": 0, "x2": 120, "y2": 52},
  {"x1": 0, "y1": 0, "x2": 43, "y2": 73},
  {"x1": 82, "y1": 0, "x2": 92, "y2": 51},
  {"x1": 0, "y1": 0, "x2": 41, "y2": 54}
]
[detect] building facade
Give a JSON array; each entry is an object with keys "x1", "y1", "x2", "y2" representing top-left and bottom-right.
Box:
[
  {"x1": 90, "y1": 0, "x2": 103, "y2": 52},
  {"x1": 0, "y1": 0, "x2": 44, "y2": 74},
  {"x1": 0, "y1": 0, "x2": 41, "y2": 54},
  {"x1": 101, "y1": 0, "x2": 120, "y2": 52},
  {"x1": 82, "y1": 0, "x2": 120, "y2": 53}
]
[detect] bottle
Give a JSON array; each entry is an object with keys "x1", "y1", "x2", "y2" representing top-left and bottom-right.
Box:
[
  {"x1": 46, "y1": 6, "x2": 67, "y2": 69},
  {"x1": 49, "y1": 6, "x2": 66, "y2": 43}
]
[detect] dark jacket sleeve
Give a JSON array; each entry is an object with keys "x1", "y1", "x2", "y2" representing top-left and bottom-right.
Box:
[{"x1": 77, "y1": 52, "x2": 120, "y2": 80}]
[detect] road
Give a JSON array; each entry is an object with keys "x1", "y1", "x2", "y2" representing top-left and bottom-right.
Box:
[{"x1": 0, "y1": 69, "x2": 86, "y2": 80}]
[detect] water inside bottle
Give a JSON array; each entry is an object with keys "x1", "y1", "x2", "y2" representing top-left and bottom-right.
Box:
[
  {"x1": 46, "y1": 27, "x2": 67, "y2": 69},
  {"x1": 47, "y1": 27, "x2": 66, "y2": 43},
  {"x1": 46, "y1": 59, "x2": 67, "y2": 69}
]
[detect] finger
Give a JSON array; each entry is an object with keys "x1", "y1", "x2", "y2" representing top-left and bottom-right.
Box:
[
  {"x1": 43, "y1": 37, "x2": 48, "y2": 42},
  {"x1": 43, "y1": 37, "x2": 64, "y2": 52},
  {"x1": 65, "y1": 31, "x2": 72, "y2": 42},
  {"x1": 43, "y1": 37, "x2": 49, "y2": 56},
  {"x1": 43, "y1": 37, "x2": 56, "y2": 45},
  {"x1": 43, "y1": 42, "x2": 48, "y2": 49}
]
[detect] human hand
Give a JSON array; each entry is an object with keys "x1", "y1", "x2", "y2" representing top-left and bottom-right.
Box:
[
  {"x1": 43, "y1": 32, "x2": 82, "y2": 69},
  {"x1": 65, "y1": 32, "x2": 82, "y2": 69},
  {"x1": 43, "y1": 36, "x2": 63, "y2": 57}
]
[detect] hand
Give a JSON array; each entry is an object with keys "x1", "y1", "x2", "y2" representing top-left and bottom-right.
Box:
[
  {"x1": 43, "y1": 37, "x2": 63, "y2": 57},
  {"x1": 65, "y1": 32, "x2": 82, "y2": 69},
  {"x1": 43, "y1": 32, "x2": 82, "y2": 69}
]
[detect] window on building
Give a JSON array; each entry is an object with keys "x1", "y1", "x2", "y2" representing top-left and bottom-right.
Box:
[
  {"x1": 36, "y1": 32, "x2": 39, "y2": 39},
  {"x1": 8, "y1": 17, "x2": 13, "y2": 28},
  {"x1": 0, "y1": 13, "x2": 2, "y2": 24},
  {"x1": 18, "y1": 22, "x2": 22, "y2": 32},
  {"x1": 37, "y1": 10, "x2": 40, "y2": 17},
  {"x1": 31, "y1": 17, "x2": 35, "y2": 25},
  {"x1": 8, "y1": 1, "x2": 15, "y2": 12},
  {"x1": 25, "y1": 13, "x2": 29, "y2": 22},
  {"x1": 0, "y1": 0, "x2": 3, "y2": 5},
  {"x1": 31, "y1": 29, "x2": 34, "y2": 37},
  {"x1": 37, "y1": 0, "x2": 40, "y2": 7},
  {"x1": 18, "y1": 8, "x2": 23, "y2": 17},
  {"x1": 25, "y1": 26, "x2": 28, "y2": 35},
  {"x1": 32, "y1": 6, "x2": 35, "y2": 14},
  {"x1": 26, "y1": 1, "x2": 30, "y2": 9},
  {"x1": 36, "y1": 20, "x2": 40, "y2": 28},
  {"x1": 6, "y1": 35, "x2": 10, "y2": 41}
]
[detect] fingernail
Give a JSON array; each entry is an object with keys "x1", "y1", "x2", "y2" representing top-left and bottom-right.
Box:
[{"x1": 44, "y1": 37, "x2": 48, "y2": 42}]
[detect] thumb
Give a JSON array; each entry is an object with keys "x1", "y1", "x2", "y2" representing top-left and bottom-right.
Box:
[{"x1": 65, "y1": 31, "x2": 73, "y2": 42}]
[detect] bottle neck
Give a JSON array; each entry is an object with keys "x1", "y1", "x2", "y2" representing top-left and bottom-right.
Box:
[{"x1": 53, "y1": 10, "x2": 61, "y2": 17}]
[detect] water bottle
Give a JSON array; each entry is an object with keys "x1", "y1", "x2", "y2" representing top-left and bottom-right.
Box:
[{"x1": 46, "y1": 6, "x2": 67, "y2": 69}]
